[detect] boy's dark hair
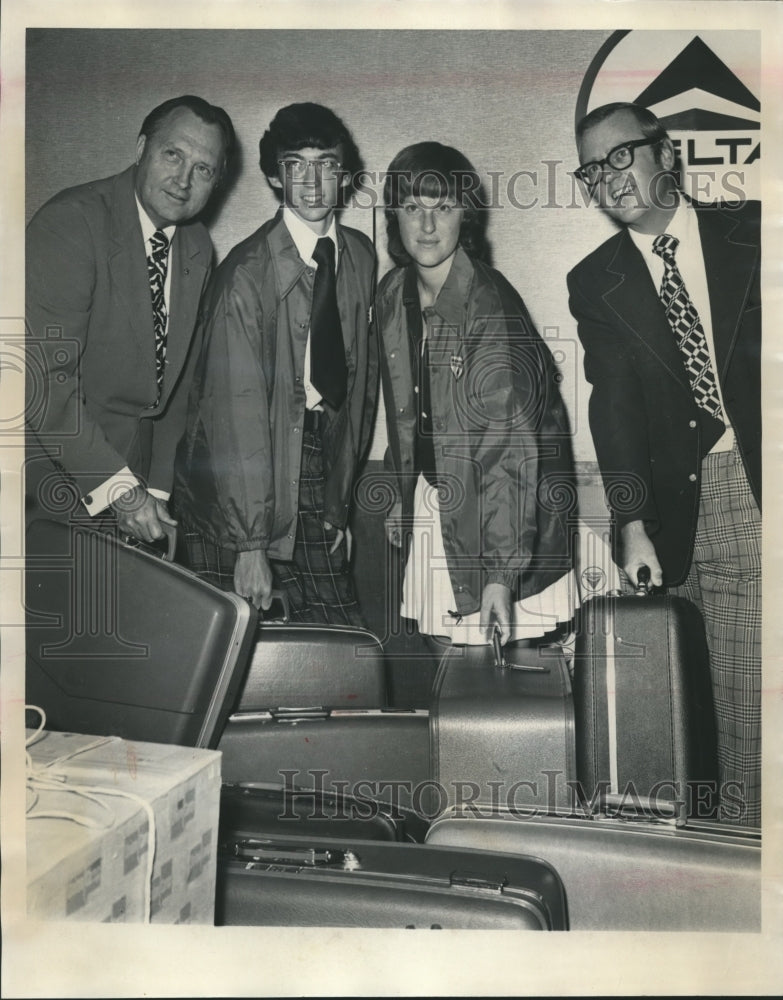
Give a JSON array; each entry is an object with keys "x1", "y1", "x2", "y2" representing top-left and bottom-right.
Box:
[
  {"x1": 139, "y1": 95, "x2": 236, "y2": 183},
  {"x1": 259, "y1": 102, "x2": 363, "y2": 193},
  {"x1": 576, "y1": 102, "x2": 671, "y2": 167},
  {"x1": 383, "y1": 142, "x2": 488, "y2": 268}
]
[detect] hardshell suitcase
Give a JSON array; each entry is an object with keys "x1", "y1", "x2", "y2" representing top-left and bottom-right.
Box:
[
  {"x1": 219, "y1": 781, "x2": 429, "y2": 843},
  {"x1": 425, "y1": 805, "x2": 760, "y2": 931},
  {"x1": 25, "y1": 518, "x2": 255, "y2": 748},
  {"x1": 215, "y1": 834, "x2": 568, "y2": 929},
  {"x1": 573, "y1": 572, "x2": 719, "y2": 816},
  {"x1": 236, "y1": 599, "x2": 388, "y2": 712},
  {"x1": 431, "y1": 638, "x2": 576, "y2": 812},
  {"x1": 217, "y1": 708, "x2": 431, "y2": 816}
]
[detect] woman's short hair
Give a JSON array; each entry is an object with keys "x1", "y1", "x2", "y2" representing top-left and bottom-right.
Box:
[{"x1": 383, "y1": 142, "x2": 488, "y2": 267}]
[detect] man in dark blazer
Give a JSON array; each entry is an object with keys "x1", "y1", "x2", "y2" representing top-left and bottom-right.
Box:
[
  {"x1": 568, "y1": 103, "x2": 761, "y2": 826},
  {"x1": 26, "y1": 95, "x2": 235, "y2": 544}
]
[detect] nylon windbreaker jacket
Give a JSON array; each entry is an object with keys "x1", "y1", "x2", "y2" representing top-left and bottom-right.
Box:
[
  {"x1": 378, "y1": 247, "x2": 574, "y2": 616},
  {"x1": 173, "y1": 211, "x2": 378, "y2": 560}
]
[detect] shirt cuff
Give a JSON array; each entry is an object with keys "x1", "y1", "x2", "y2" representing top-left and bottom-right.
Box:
[
  {"x1": 148, "y1": 488, "x2": 170, "y2": 503},
  {"x1": 81, "y1": 468, "x2": 141, "y2": 516}
]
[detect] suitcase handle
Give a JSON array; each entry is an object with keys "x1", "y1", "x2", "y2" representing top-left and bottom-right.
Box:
[
  {"x1": 634, "y1": 564, "x2": 651, "y2": 596},
  {"x1": 256, "y1": 589, "x2": 291, "y2": 623},
  {"x1": 121, "y1": 521, "x2": 177, "y2": 562},
  {"x1": 492, "y1": 628, "x2": 549, "y2": 672},
  {"x1": 230, "y1": 839, "x2": 361, "y2": 869}
]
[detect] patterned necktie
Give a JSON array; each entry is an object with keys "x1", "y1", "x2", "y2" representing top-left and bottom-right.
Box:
[
  {"x1": 652, "y1": 233, "x2": 723, "y2": 420},
  {"x1": 310, "y1": 237, "x2": 347, "y2": 409},
  {"x1": 147, "y1": 229, "x2": 170, "y2": 399}
]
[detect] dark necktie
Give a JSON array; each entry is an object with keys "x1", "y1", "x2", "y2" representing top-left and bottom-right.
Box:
[
  {"x1": 147, "y1": 228, "x2": 170, "y2": 399},
  {"x1": 310, "y1": 237, "x2": 347, "y2": 409},
  {"x1": 652, "y1": 233, "x2": 723, "y2": 420}
]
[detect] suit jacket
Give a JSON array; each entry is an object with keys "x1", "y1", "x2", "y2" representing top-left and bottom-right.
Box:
[
  {"x1": 567, "y1": 199, "x2": 761, "y2": 585},
  {"x1": 25, "y1": 165, "x2": 214, "y2": 505}
]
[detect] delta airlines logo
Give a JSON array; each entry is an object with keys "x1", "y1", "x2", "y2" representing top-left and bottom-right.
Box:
[{"x1": 576, "y1": 31, "x2": 760, "y2": 200}]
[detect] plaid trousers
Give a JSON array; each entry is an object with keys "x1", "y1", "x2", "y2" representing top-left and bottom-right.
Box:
[
  {"x1": 673, "y1": 444, "x2": 761, "y2": 827},
  {"x1": 181, "y1": 428, "x2": 366, "y2": 628}
]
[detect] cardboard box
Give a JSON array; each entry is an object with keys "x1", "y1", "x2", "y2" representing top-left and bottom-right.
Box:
[{"x1": 26, "y1": 730, "x2": 221, "y2": 924}]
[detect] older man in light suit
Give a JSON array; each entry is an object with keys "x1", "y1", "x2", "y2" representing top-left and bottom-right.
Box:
[{"x1": 26, "y1": 95, "x2": 235, "y2": 543}]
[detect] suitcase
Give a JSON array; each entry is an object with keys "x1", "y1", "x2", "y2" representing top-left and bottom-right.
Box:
[
  {"x1": 236, "y1": 592, "x2": 388, "y2": 711},
  {"x1": 573, "y1": 569, "x2": 719, "y2": 817},
  {"x1": 217, "y1": 708, "x2": 431, "y2": 817},
  {"x1": 425, "y1": 805, "x2": 760, "y2": 931},
  {"x1": 25, "y1": 518, "x2": 255, "y2": 748},
  {"x1": 431, "y1": 636, "x2": 576, "y2": 812},
  {"x1": 220, "y1": 781, "x2": 429, "y2": 843},
  {"x1": 215, "y1": 834, "x2": 568, "y2": 929}
]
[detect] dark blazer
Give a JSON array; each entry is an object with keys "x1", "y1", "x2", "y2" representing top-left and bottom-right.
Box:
[
  {"x1": 25, "y1": 165, "x2": 214, "y2": 504},
  {"x1": 567, "y1": 199, "x2": 761, "y2": 585}
]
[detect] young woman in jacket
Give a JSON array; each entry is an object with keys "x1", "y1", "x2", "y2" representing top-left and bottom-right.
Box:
[{"x1": 378, "y1": 142, "x2": 578, "y2": 649}]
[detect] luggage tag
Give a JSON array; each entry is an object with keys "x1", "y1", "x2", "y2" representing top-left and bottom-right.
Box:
[{"x1": 492, "y1": 627, "x2": 549, "y2": 673}]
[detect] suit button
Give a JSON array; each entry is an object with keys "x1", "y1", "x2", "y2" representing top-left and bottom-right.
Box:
[
  {"x1": 399, "y1": 407, "x2": 405, "y2": 414},
  {"x1": 390, "y1": 352, "x2": 396, "y2": 359},
  {"x1": 689, "y1": 420, "x2": 697, "y2": 428},
  {"x1": 689, "y1": 473, "x2": 697, "y2": 482}
]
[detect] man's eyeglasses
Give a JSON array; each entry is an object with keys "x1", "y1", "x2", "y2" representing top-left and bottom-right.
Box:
[
  {"x1": 278, "y1": 156, "x2": 343, "y2": 179},
  {"x1": 574, "y1": 137, "x2": 659, "y2": 189}
]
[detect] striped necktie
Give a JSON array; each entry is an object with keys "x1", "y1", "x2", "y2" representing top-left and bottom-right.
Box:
[
  {"x1": 652, "y1": 233, "x2": 723, "y2": 420},
  {"x1": 147, "y1": 228, "x2": 170, "y2": 399}
]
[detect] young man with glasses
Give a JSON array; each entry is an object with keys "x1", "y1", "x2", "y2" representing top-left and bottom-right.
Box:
[
  {"x1": 174, "y1": 103, "x2": 377, "y2": 626},
  {"x1": 567, "y1": 102, "x2": 761, "y2": 826}
]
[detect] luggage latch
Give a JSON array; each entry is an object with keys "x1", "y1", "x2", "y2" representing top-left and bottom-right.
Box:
[{"x1": 450, "y1": 870, "x2": 509, "y2": 893}]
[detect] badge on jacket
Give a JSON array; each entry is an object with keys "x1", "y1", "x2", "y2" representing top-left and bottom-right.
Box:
[{"x1": 450, "y1": 354, "x2": 464, "y2": 380}]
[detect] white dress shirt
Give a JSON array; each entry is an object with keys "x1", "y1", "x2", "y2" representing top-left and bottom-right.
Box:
[
  {"x1": 630, "y1": 197, "x2": 733, "y2": 453},
  {"x1": 282, "y1": 206, "x2": 340, "y2": 411},
  {"x1": 83, "y1": 203, "x2": 175, "y2": 514}
]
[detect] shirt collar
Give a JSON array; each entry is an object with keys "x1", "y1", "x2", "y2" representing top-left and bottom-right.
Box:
[
  {"x1": 135, "y1": 197, "x2": 176, "y2": 246},
  {"x1": 629, "y1": 193, "x2": 695, "y2": 256},
  {"x1": 429, "y1": 246, "x2": 475, "y2": 329},
  {"x1": 283, "y1": 206, "x2": 338, "y2": 265}
]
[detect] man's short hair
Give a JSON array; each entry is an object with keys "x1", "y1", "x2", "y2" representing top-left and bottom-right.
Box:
[
  {"x1": 576, "y1": 102, "x2": 670, "y2": 165},
  {"x1": 383, "y1": 141, "x2": 488, "y2": 268},
  {"x1": 139, "y1": 95, "x2": 236, "y2": 182},
  {"x1": 258, "y1": 102, "x2": 363, "y2": 184}
]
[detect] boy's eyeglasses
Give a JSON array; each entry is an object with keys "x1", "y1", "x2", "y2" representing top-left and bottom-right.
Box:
[
  {"x1": 278, "y1": 156, "x2": 342, "y2": 179},
  {"x1": 574, "y1": 137, "x2": 659, "y2": 189}
]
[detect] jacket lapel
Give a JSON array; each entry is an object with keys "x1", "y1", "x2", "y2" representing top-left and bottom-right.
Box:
[
  {"x1": 164, "y1": 224, "x2": 209, "y2": 400},
  {"x1": 602, "y1": 229, "x2": 692, "y2": 392},
  {"x1": 107, "y1": 167, "x2": 156, "y2": 384},
  {"x1": 697, "y1": 204, "x2": 759, "y2": 378}
]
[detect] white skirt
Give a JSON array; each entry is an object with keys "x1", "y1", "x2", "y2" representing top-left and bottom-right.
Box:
[{"x1": 400, "y1": 474, "x2": 580, "y2": 644}]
